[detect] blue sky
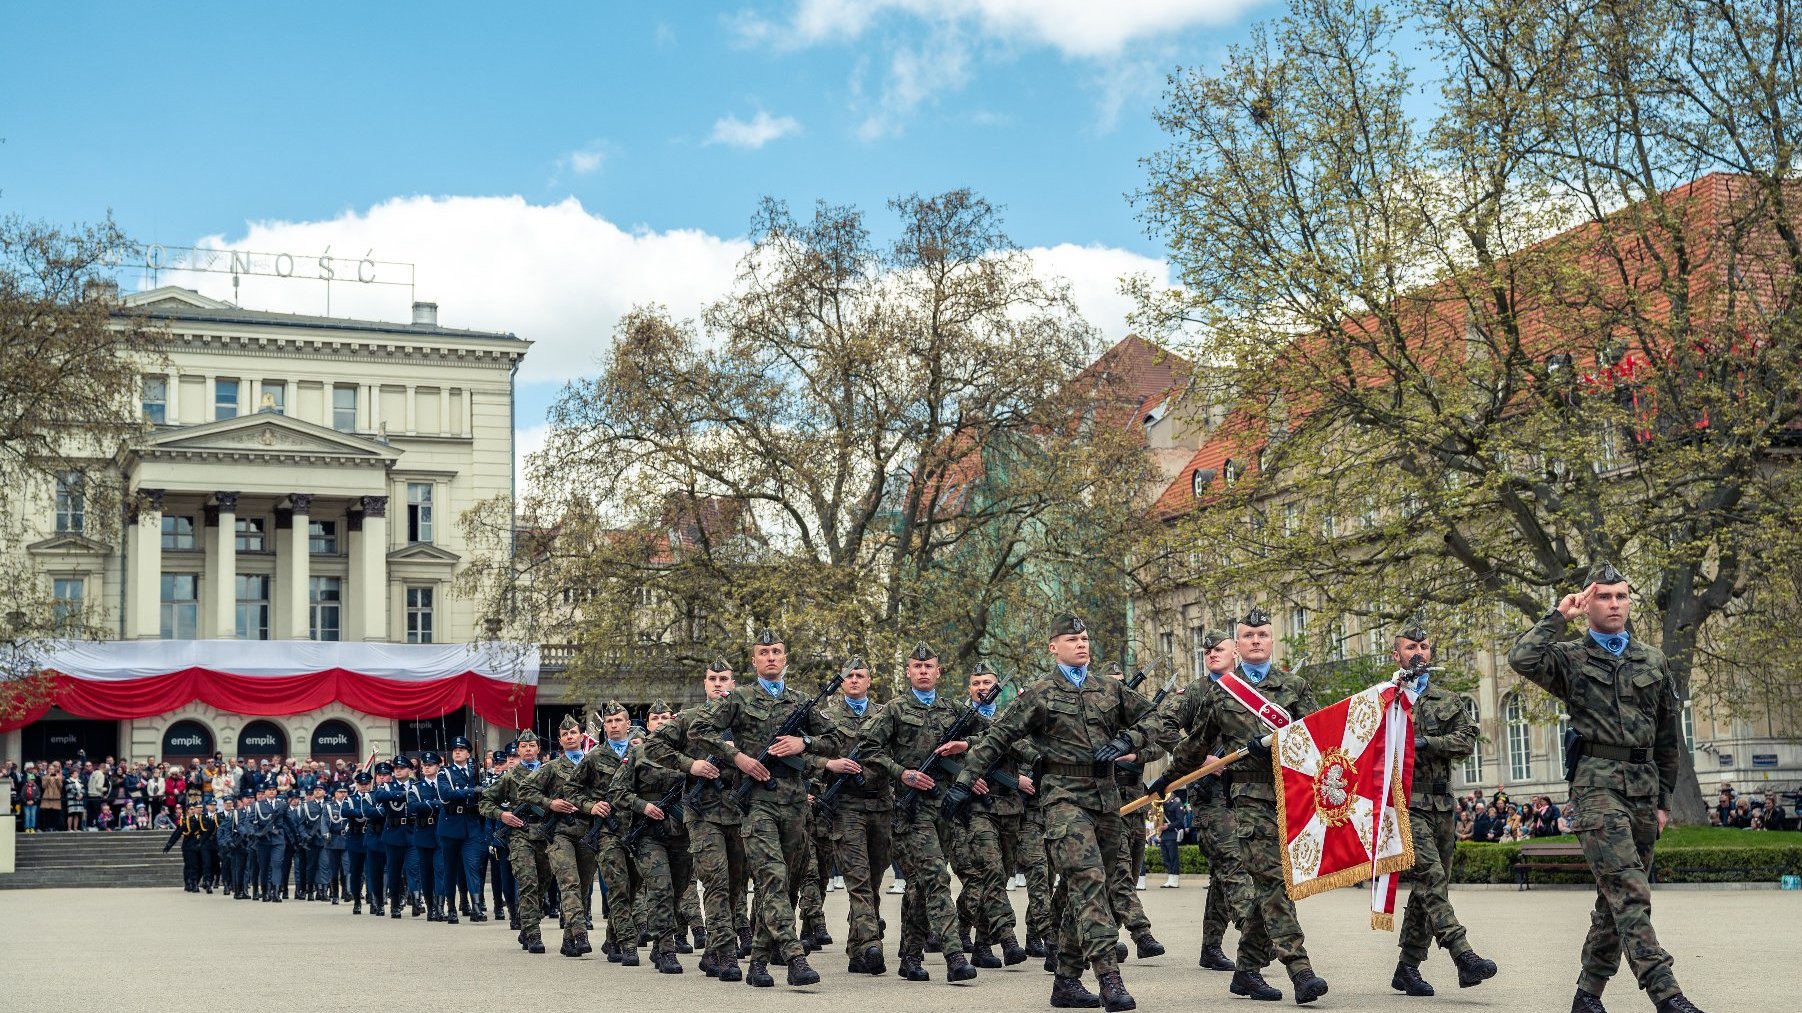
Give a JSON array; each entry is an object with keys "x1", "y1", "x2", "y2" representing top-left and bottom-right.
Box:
[{"x1": 2, "y1": 1, "x2": 1276, "y2": 460}]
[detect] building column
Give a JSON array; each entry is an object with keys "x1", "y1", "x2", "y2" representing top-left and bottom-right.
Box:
[
  {"x1": 129, "y1": 489, "x2": 164, "y2": 639},
  {"x1": 166, "y1": 370, "x2": 181, "y2": 423},
  {"x1": 405, "y1": 384, "x2": 417, "y2": 435},
  {"x1": 205, "y1": 492, "x2": 238, "y2": 638},
  {"x1": 438, "y1": 387, "x2": 450, "y2": 435},
  {"x1": 348, "y1": 496, "x2": 389, "y2": 641},
  {"x1": 278, "y1": 494, "x2": 312, "y2": 639},
  {"x1": 359, "y1": 384, "x2": 373, "y2": 433}
]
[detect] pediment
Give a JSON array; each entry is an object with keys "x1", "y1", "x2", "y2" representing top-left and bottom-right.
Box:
[
  {"x1": 28, "y1": 533, "x2": 112, "y2": 555},
  {"x1": 387, "y1": 542, "x2": 461, "y2": 564},
  {"x1": 136, "y1": 413, "x2": 402, "y2": 462},
  {"x1": 124, "y1": 286, "x2": 232, "y2": 310}
]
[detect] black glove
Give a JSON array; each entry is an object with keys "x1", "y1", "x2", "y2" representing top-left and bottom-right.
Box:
[
  {"x1": 1143, "y1": 774, "x2": 1172, "y2": 797},
  {"x1": 1092, "y1": 734, "x2": 1135, "y2": 765},
  {"x1": 938, "y1": 782, "x2": 973, "y2": 823},
  {"x1": 1245, "y1": 735, "x2": 1271, "y2": 761},
  {"x1": 1413, "y1": 734, "x2": 1428, "y2": 753}
]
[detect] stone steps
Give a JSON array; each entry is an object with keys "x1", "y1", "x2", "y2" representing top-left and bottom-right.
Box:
[{"x1": 4, "y1": 830, "x2": 187, "y2": 889}]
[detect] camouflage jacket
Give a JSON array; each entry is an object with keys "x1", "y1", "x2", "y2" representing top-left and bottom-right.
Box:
[
  {"x1": 1506, "y1": 614, "x2": 1683, "y2": 807},
  {"x1": 1409, "y1": 681, "x2": 1477, "y2": 812},
  {"x1": 1170, "y1": 665, "x2": 1317, "y2": 804},
  {"x1": 692, "y1": 682, "x2": 846, "y2": 808},
  {"x1": 643, "y1": 703, "x2": 742, "y2": 826},
  {"x1": 815, "y1": 695, "x2": 891, "y2": 811},
  {"x1": 957, "y1": 670, "x2": 1161, "y2": 813},
  {"x1": 517, "y1": 751, "x2": 594, "y2": 839},
  {"x1": 856, "y1": 691, "x2": 970, "y2": 812},
  {"x1": 607, "y1": 740, "x2": 688, "y2": 840},
  {"x1": 963, "y1": 709, "x2": 1036, "y2": 818},
  {"x1": 478, "y1": 763, "x2": 546, "y2": 841}
]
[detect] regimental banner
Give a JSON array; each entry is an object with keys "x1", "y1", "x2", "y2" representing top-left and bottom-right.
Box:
[{"x1": 1272, "y1": 682, "x2": 1417, "y2": 929}]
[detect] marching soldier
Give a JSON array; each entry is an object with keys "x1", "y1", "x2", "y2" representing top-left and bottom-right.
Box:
[
  {"x1": 199, "y1": 799, "x2": 221, "y2": 893},
  {"x1": 372, "y1": 756, "x2": 415, "y2": 918},
  {"x1": 435, "y1": 735, "x2": 487, "y2": 924},
  {"x1": 1155, "y1": 609, "x2": 1327, "y2": 1005},
  {"x1": 857, "y1": 642, "x2": 980, "y2": 984},
  {"x1": 1103, "y1": 664, "x2": 1166, "y2": 963},
  {"x1": 612, "y1": 700, "x2": 694, "y2": 974},
  {"x1": 348, "y1": 770, "x2": 379, "y2": 913},
  {"x1": 317, "y1": 783, "x2": 351, "y2": 904},
  {"x1": 1507, "y1": 564, "x2": 1703, "y2": 1013},
  {"x1": 944, "y1": 613, "x2": 1163, "y2": 1012},
  {"x1": 955, "y1": 663, "x2": 1034, "y2": 969},
  {"x1": 479, "y1": 730, "x2": 551, "y2": 954},
  {"x1": 519, "y1": 714, "x2": 603, "y2": 958},
  {"x1": 1018, "y1": 745, "x2": 1053, "y2": 959},
  {"x1": 410, "y1": 752, "x2": 446, "y2": 920},
  {"x1": 573, "y1": 702, "x2": 640, "y2": 963},
  {"x1": 296, "y1": 783, "x2": 327, "y2": 900},
  {"x1": 481, "y1": 749, "x2": 517, "y2": 927},
  {"x1": 693, "y1": 629, "x2": 849, "y2": 989},
  {"x1": 819, "y1": 657, "x2": 893, "y2": 975},
  {"x1": 644, "y1": 658, "x2": 749, "y2": 982},
  {"x1": 217, "y1": 796, "x2": 244, "y2": 899},
  {"x1": 164, "y1": 801, "x2": 205, "y2": 891}
]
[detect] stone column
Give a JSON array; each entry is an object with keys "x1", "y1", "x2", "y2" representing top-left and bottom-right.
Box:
[
  {"x1": 278, "y1": 494, "x2": 312, "y2": 639},
  {"x1": 438, "y1": 388, "x2": 450, "y2": 436},
  {"x1": 359, "y1": 384, "x2": 372, "y2": 433},
  {"x1": 165, "y1": 370, "x2": 181, "y2": 423},
  {"x1": 348, "y1": 496, "x2": 389, "y2": 641},
  {"x1": 205, "y1": 492, "x2": 239, "y2": 638},
  {"x1": 405, "y1": 384, "x2": 417, "y2": 435},
  {"x1": 129, "y1": 489, "x2": 164, "y2": 639}
]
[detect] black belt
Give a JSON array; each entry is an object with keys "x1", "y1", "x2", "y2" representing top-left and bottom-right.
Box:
[
  {"x1": 1422, "y1": 781, "x2": 1448, "y2": 794},
  {"x1": 447, "y1": 804, "x2": 470, "y2": 815},
  {"x1": 1044, "y1": 760, "x2": 1110, "y2": 779},
  {"x1": 1582, "y1": 743, "x2": 1652, "y2": 763}
]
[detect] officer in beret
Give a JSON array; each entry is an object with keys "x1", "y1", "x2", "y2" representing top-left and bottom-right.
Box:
[
  {"x1": 1509, "y1": 564, "x2": 1702, "y2": 1013},
  {"x1": 480, "y1": 731, "x2": 550, "y2": 952},
  {"x1": 373, "y1": 755, "x2": 416, "y2": 918},
  {"x1": 519, "y1": 714, "x2": 605, "y2": 958},
  {"x1": 435, "y1": 734, "x2": 486, "y2": 923}
]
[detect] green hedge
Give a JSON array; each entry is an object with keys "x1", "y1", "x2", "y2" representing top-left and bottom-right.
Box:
[
  {"x1": 1141, "y1": 838, "x2": 1802, "y2": 883},
  {"x1": 1143, "y1": 844, "x2": 1209, "y2": 875}
]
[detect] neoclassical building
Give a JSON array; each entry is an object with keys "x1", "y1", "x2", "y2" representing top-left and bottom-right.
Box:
[{"x1": 2, "y1": 287, "x2": 535, "y2": 765}]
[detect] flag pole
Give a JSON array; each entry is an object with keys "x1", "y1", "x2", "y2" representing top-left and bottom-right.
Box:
[{"x1": 1120, "y1": 734, "x2": 1273, "y2": 817}]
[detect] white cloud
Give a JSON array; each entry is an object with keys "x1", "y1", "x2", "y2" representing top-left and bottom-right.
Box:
[
  {"x1": 567, "y1": 147, "x2": 606, "y2": 175},
  {"x1": 513, "y1": 422, "x2": 554, "y2": 494},
  {"x1": 1026, "y1": 242, "x2": 1173, "y2": 338},
  {"x1": 708, "y1": 110, "x2": 802, "y2": 149}
]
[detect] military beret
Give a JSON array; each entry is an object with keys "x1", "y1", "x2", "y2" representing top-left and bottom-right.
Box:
[
  {"x1": 969, "y1": 660, "x2": 995, "y2": 677},
  {"x1": 516, "y1": 730, "x2": 539, "y2": 744},
  {"x1": 1585, "y1": 560, "x2": 1627, "y2": 587},
  {"x1": 908, "y1": 641, "x2": 938, "y2": 662},
  {"x1": 558, "y1": 714, "x2": 583, "y2": 733},
  {"x1": 491, "y1": 750, "x2": 509, "y2": 764},
  {"x1": 648, "y1": 699, "x2": 673, "y2": 715},
  {"x1": 844, "y1": 656, "x2": 869, "y2": 673},
  {"x1": 373, "y1": 762, "x2": 393, "y2": 775},
  {"x1": 449, "y1": 735, "x2": 472, "y2": 751},
  {"x1": 754, "y1": 628, "x2": 783, "y2": 647},
  {"x1": 599, "y1": 700, "x2": 628, "y2": 718},
  {"x1": 1200, "y1": 629, "x2": 1232, "y2": 651},
  {"x1": 354, "y1": 771, "x2": 373, "y2": 784},
  {"x1": 1050, "y1": 613, "x2": 1087, "y2": 638},
  {"x1": 1397, "y1": 618, "x2": 1430, "y2": 642},
  {"x1": 707, "y1": 657, "x2": 733, "y2": 673},
  {"x1": 1239, "y1": 607, "x2": 1272, "y2": 628},
  {"x1": 1104, "y1": 662, "x2": 1124, "y2": 676},
  {"x1": 419, "y1": 750, "x2": 442, "y2": 766}
]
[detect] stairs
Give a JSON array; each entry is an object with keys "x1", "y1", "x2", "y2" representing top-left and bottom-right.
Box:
[{"x1": 3, "y1": 830, "x2": 186, "y2": 889}]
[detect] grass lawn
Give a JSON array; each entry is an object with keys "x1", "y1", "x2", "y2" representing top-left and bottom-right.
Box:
[{"x1": 1520, "y1": 826, "x2": 1802, "y2": 849}]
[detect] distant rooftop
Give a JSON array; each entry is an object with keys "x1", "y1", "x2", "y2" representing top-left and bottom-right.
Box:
[{"x1": 120, "y1": 286, "x2": 525, "y2": 343}]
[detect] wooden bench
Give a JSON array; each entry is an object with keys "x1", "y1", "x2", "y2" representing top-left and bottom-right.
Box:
[{"x1": 1512, "y1": 841, "x2": 1591, "y2": 890}]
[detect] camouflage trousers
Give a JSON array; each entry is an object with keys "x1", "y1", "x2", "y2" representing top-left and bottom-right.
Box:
[
  {"x1": 892, "y1": 808, "x2": 964, "y2": 960},
  {"x1": 1570, "y1": 785, "x2": 1679, "y2": 1002},
  {"x1": 635, "y1": 869, "x2": 703, "y2": 933},
  {"x1": 742, "y1": 798, "x2": 810, "y2": 964},
  {"x1": 1019, "y1": 806, "x2": 1052, "y2": 941},
  {"x1": 689, "y1": 818, "x2": 749, "y2": 966},
  {"x1": 585, "y1": 830, "x2": 637, "y2": 948},
  {"x1": 507, "y1": 833, "x2": 553, "y2": 942},
  {"x1": 1193, "y1": 786, "x2": 1251, "y2": 947},
  {"x1": 1046, "y1": 800, "x2": 1127, "y2": 979},
  {"x1": 633, "y1": 831, "x2": 694, "y2": 952},
  {"x1": 834, "y1": 805, "x2": 893, "y2": 955},
  {"x1": 1398, "y1": 806, "x2": 1471, "y2": 964},
  {"x1": 1110, "y1": 803, "x2": 1152, "y2": 934},
  {"x1": 545, "y1": 830, "x2": 602, "y2": 939},
  {"x1": 954, "y1": 809, "x2": 1021, "y2": 944},
  {"x1": 796, "y1": 813, "x2": 836, "y2": 932},
  {"x1": 1232, "y1": 797, "x2": 1313, "y2": 977}
]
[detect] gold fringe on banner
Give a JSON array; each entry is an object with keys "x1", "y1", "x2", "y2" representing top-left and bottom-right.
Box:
[{"x1": 1371, "y1": 912, "x2": 1394, "y2": 931}]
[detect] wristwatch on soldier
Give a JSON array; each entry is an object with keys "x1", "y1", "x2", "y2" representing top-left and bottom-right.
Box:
[{"x1": 800, "y1": 734, "x2": 813, "y2": 752}]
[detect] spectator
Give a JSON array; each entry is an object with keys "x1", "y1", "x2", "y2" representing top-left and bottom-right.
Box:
[
  {"x1": 1472, "y1": 802, "x2": 1497, "y2": 843},
  {"x1": 1530, "y1": 795, "x2": 1562, "y2": 837},
  {"x1": 1759, "y1": 790, "x2": 1789, "y2": 831},
  {"x1": 20, "y1": 762, "x2": 41, "y2": 832},
  {"x1": 151, "y1": 805, "x2": 176, "y2": 831},
  {"x1": 1501, "y1": 811, "x2": 1527, "y2": 841},
  {"x1": 64, "y1": 767, "x2": 85, "y2": 831},
  {"x1": 1731, "y1": 798, "x2": 1755, "y2": 829},
  {"x1": 163, "y1": 770, "x2": 185, "y2": 813},
  {"x1": 146, "y1": 768, "x2": 166, "y2": 821},
  {"x1": 39, "y1": 763, "x2": 63, "y2": 831},
  {"x1": 1455, "y1": 804, "x2": 1474, "y2": 841},
  {"x1": 85, "y1": 762, "x2": 108, "y2": 828},
  {"x1": 1557, "y1": 798, "x2": 1575, "y2": 834},
  {"x1": 1717, "y1": 788, "x2": 1736, "y2": 828},
  {"x1": 96, "y1": 803, "x2": 114, "y2": 831}
]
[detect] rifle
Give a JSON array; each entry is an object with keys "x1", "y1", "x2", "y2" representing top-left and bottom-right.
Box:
[
  {"x1": 683, "y1": 755, "x2": 721, "y2": 807},
  {"x1": 621, "y1": 778, "x2": 690, "y2": 849},
  {"x1": 897, "y1": 679, "x2": 1009, "y2": 820},
  {"x1": 811, "y1": 744, "x2": 865, "y2": 828},
  {"x1": 1114, "y1": 684, "x2": 1172, "y2": 780},
  {"x1": 575, "y1": 801, "x2": 623, "y2": 859},
  {"x1": 732, "y1": 674, "x2": 846, "y2": 807}
]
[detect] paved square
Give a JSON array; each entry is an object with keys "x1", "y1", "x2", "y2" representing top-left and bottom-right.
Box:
[{"x1": 0, "y1": 880, "x2": 1780, "y2": 1010}]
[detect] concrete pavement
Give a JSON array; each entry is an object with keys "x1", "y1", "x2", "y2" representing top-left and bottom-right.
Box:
[{"x1": 0, "y1": 877, "x2": 1785, "y2": 1011}]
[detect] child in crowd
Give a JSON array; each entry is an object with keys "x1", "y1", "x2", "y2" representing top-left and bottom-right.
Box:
[{"x1": 96, "y1": 803, "x2": 114, "y2": 831}]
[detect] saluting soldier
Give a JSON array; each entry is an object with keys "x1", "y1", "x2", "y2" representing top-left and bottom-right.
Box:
[
  {"x1": 434, "y1": 735, "x2": 487, "y2": 923},
  {"x1": 945, "y1": 613, "x2": 1164, "y2": 1012},
  {"x1": 692, "y1": 629, "x2": 849, "y2": 989},
  {"x1": 1507, "y1": 564, "x2": 1704, "y2": 1013},
  {"x1": 612, "y1": 700, "x2": 695, "y2": 974},
  {"x1": 644, "y1": 659, "x2": 749, "y2": 982},
  {"x1": 954, "y1": 662, "x2": 1034, "y2": 970},
  {"x1": 479, "y1": 730, "x2": 551, "y2": 953},
  {"x1": 819, "y1": 657, "x2": 893, "y2": 976}
]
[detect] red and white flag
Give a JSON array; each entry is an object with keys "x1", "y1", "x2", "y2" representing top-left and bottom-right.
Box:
[{"x1": 1270, "y1": 682, "x2": 1417, "y2": 929}]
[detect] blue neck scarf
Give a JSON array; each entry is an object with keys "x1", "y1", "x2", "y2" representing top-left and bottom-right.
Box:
[
  {"x1": 522, "y1": 760, "x2": 541, "y2": 771},
  {"x1": 607, "y1": 738, "x2": 629, "y2": 758},
  {"x1": 1206, "y1": 667, "x2": 1225, "y2": 682},
  {"x1": 975, "y1": 702, "x2": 996, "y2": 719},
  {"x1": 1058, "y1": 663, "x2": 1087, "y2": 689},
  {"x1": 758, "y1": 677, "x2": 785, "y2": 698},
  {"x1": 843, "y1": 695, "x2": 869, "y2": 717},
  {"x1": 1588, "y1": 630, "x2": 1629, "y2": 656},
  {"x1": 1413, "y1": 670, "x2": 1430, "y2": 695},
  {"x1": 911, "y1": 688, "x2": 937, "y2": 707},
  {"x1": 563, "y1": 750, "x2": 584, "y2": 764},
  {"x1": 1240, "y1": 661, "x2": 1272, "y2": 685}
]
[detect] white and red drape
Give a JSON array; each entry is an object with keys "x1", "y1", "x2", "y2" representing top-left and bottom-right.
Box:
[{"x1": 0, "y1": 640, "x2": 539, "y2": 733}]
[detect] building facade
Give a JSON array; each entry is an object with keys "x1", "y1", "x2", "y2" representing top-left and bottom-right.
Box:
[{"x1": 2, "y1": 287, "x2": 530, "y2": 765}]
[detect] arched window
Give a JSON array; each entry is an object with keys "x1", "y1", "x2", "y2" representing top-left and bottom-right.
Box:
[
  {"x1": 1460, "y1": 697, "x2": 1481, "y2": 784},
  {"x1": 1505, "y1": 694, "x2": 1531, "y2": 781},
  {"x1": 1223, "y1": 459, "x2": 1238, "y2": 487}
]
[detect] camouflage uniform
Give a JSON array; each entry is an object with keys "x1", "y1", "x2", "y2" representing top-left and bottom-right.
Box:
[
  {"x1": 818, "y1": 694, "x2": 892, "y2": 958},
  {"x1": 518, "y1": 746, "x2": 605, "y2": 947},
  {"x1": 1167, "y1": 665, "x2": 1318, "y2": 980},
  {"x1": 693, "y1": 681, "x2": 845, "y2": 966},
  {"x1": 1399, "y1": 679, "x2": 1480, "y2": 966},
  {"x1": 1508, "y1": 612, "x2": 1685, "y2": 1004},
  {"x1": 610, "y1": 739, "x2": 694, "y2": 958},
  {"x1": 796, "y1": 802, "x2": 831, "y2": 937},
  {"x1": 1017, "y1": 760, "x2": 1053, "y2": 947},
  {"x1": 645, "y1": 702, "x2": 750, "y2": 972},
  {"x1": 956, "y1": 671, "x2": 1160, "y2": 981},
  {"x1": 1156, "y1": 683, "x2": 1252, "y2": 952},
  {"x1": 478, "y1": 761, "x2": 553, "y2": 945},
  {"x1": 956, "y1": 709, "x2": 1034, "y2": 950}
]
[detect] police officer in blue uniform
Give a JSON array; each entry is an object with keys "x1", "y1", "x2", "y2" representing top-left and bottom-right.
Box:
[
  {"x1": 296, "y1": 783, "x2": 327, "y2": 900},
  {"x1": 317, "y1": 782, "x2": 351, "y2": 903},
  {"x1": 483, "y1": 746, "x2": 518, "y2": 928},
  {"x1": 410, "y1": 751, "x2": 446, "y2": 921},
  {"x1": 254, "y1": 786, "x2": 290, "y2": 902},
  {"x1": 434, "y1": 735, "x2": 487, "y2": 924},
  {"x1": 357, "y1": 766, "x2": 389, "y2": 915},
  {"x1": 373, "y1": 755, "x2": 416, "y2": 918}
]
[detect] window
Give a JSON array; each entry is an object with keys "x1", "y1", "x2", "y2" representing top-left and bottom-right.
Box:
[
  {"x1": 406, "y1": 586, "x2": 434, "y2": 644},
  {"x1": 161, "y1": 514, "x2": 197, "y2": 550},
  {"x1": 1505, "y1": 694, "x2": 1532, "y2": 781},
  {"x1": 1190, "y1": 625, "x2": 1207, "y2": 677},
  {"x1": 1283, "y1": 502, "x2": 1299, "y2": 537},
  {"x1": 309, "y1": 577, "x2": 342, "y2": 641},
  {"x1": 308, "y1": 519, "x2": 339, "y2": 555},
  {"x1": 1321, "y1": 513, "x2": 1337, "y2": 539},
  {"x1": 160, "y1": 573, "x2": 199, "y2": 640},
  {"x1": 260, "y1": 381, "x2": 286, "y2": 414},
  {"x1": 235, "y1": 516, "x2": 266, "y2": 553},
  {"x1": 1190, "y1": 469, "x2": 1206, "y2": 496},
  {"x1": 142, "y1": 376, "x2": 167, "y2": 424},
  {"x1": 214, "y1": 378, "x2": 240, "y2": 420},
  {"x1": 1159, "y1": 631, "x2": 1175, "y2": 665},
  {"x1": 332, "y1": 386, "x2": 358, "y2": 432},
  {"x1": 1681, "y1": 701, "x2": 1695, "y2": 753},
  {"x1": 407, "y1": 483, "x2": 434, "y2": 543},
  {"x1": 54, "y1": 472, "x2": 85, "y2": 533},
  {"x1": 1328, "y1": 624, "x2": 1348, "y2": 661},
  {"x1": 1291, "y1": 607, "x2": 1309, "y2": 641},
  {"x1": 1222, "y1": 458, "x2": 1237, "y2": 488},
  {"x1": 1461, "y1": 697, "x2": 1482, "y2": 784},
  {"x1": 235, "y1": 575, "x2": 271, "y2": 641},
  {"x1": 1367, "y1": 612, "x2": 1386, "y2": 655},
  {"x1": 52, "y1": 578, "x2": 84, "y2": 631}
]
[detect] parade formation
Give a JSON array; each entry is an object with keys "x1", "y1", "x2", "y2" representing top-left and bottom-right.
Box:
[{"x1": 158, "y1": 564, "x2": 1702, "y2": 1013}]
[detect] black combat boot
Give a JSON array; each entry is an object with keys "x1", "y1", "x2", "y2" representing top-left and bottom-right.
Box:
[
  {"x1": 946, "y1": 951, "x2": 978, "y2": 982},
  {"x1": 444, "y1": 899, "x2": 459, "y2": 924},
  {"x1": 1050, "y1": 974, "x2": 1101, "y2": 1009},
  {"x1": 427, "y1": 897, "x2": 442, "y2": 922},
  {"x1": 999, "y1": 933, "x2": 1028, "y2": 966},
  {"x1": 1392, "y1": 961, "x2": 1434, "y2": 997},
  {"x1": 352, "y1": 899, "x2": 362, "y2": 915},
  {"x1": 410, "y1": 893, "x2": 424, "y2": 917},
  {"x1": 861, "y1": 944, "x2": 886, "y2": 975},
  {"x1": 847, "y1": 951, "x2": 867, "y2": 974},
  {"x1": 700, "y1": 952, "x2": 719, "y2": 977},
  {"x1": 639, "y1": 928, "x2": 650, "y2": 947},
  {"x1": 1292, "y1": 970, "x2": 1330, "y2": 1005},
  {"x1": 737, "y1": 926, "x2": 753, "y2": 958},
  {"x1": 469, "y1": 901, "x2": 486, "y2": 923},
  {"x1": 1230, "y1": 970, "x2": 1282, "y2": 1001},
  {"x1": 1097, "y1": 971, "x2": 1135, "y2": 1012},
  {"x1": 959, "y1": 932, "x2": 973, "y2": 953},
  {"x1": 1133, "y1": 931, "x2": 1164, "y2": 959},
  {"x1": 787, "y1": 954, "x2": 821, "y2": 986},
  {"x1": 560, "y1": 935, "x2": 581, "y2": 958},
  {"x1": 898, "y1": 954, "x2": 931, "y2": 981},
  {"x1": 674, "y1": 932, "x2": 694, "y2": 955},
  {"x1": 1025, "y1": 932, "x2": 1048, "y2": 959},
  {"x1": 1571, "y1": 988, "x2": 1608, "y2": 1013},
  {"x1": 971, "y1": 943, "x2": 1002, "y2": 969},
  {"x1": 372, "y1": 901, "x2": 385, "y2": 916},
  {"x1": 1654, "y1": 994, "x2": 1705, "y2": 1013},
  {"x1": 1043, "y1": 951, "x2": 1058, "y2": 974},
  {"x1": 746, "y1": 959, "x2": 774, "y2": 988},
  {"x1": 1454, "y1": 950, "x2": 1497, "y2": 987},
  {"x1": 508, "y1": 910, "x2": 520, "y2": 931},
  {"x1": 585, "y1": 913, "x2": 594, "y2": 931},
  {"x1": 717, "y1": 959, "x2": 742, "y2": 983},
  {"x1": 1199, "y1": 942, "x2": 1233, "y2": 971},
  {"x1": 620, "y1": 947, "x2": 641, "y2": 967},
  {"x1": 1114, "y1": 941, "x2": 1128, "y2": 963},
  {"x1": 692, "y1": 925, "x2": 706, "y2": 952},
  {"x1": 526, "y1": 937, "x2": 546, "y2": 954},
  {"x1": 391, "y1": 902, "x2": 403, "y2": 919},
  {"x1": 575, "y1": 933, "x2": 592, "y2": 956},
  {"x1": 655, "y1": 949, "x2": 683, "y2": 974},
  {"x1": 603, "y1": 937, "x2": 621, "y2": 962},
  {"x1": 813, "y1": 927, "x2": 833, "y2": 946}
]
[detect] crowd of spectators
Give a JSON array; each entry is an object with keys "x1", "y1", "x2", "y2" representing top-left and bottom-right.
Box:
[
  {"x1": 1709, "y1": 781, "x2": 1795, "y2": 831},
  {"x1": 1454, "y1": 790, "x2": 1570, "y2": 842},
  {"x1": 3, "y1": 753, "x2": 371, "y2": 833}
]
